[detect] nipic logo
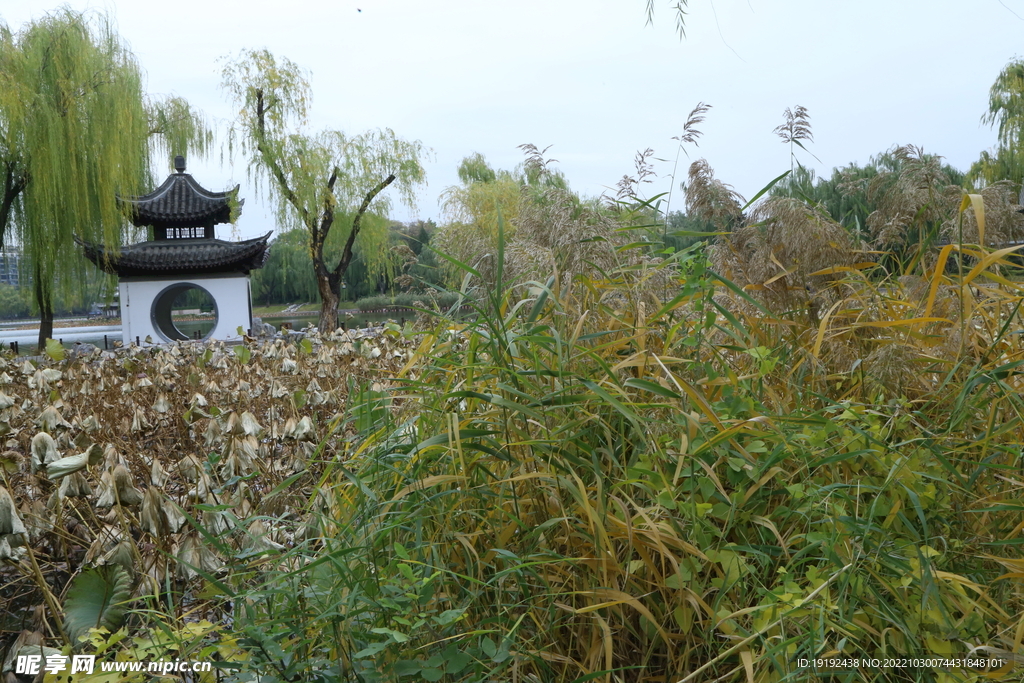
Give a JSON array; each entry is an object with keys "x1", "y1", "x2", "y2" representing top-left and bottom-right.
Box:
[{"x1": 15, "y1": 654, "x2": 96, "y2": 675}]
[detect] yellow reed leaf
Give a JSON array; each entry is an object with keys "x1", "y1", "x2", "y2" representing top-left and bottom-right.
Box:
[
  {"x1": 959, "y1": 193, "x2": 985, "y2": 246},
  {"x1": 743, "y1": 467, "x2": 784, "y2": 504},
  {"x1": 763, "y1": 266, "x2": 797, "y2": 286},
  {"x1": 586, "y1": 588, "x2": 671, "y2": 644},
  {"x1": 812, "y1": 300, "x2": 844, "y2": 359},
  {"x1": 806, "y1": 262, "x2": 877, "y2": 277},
  {"x1": 740, "y1": 649, "x2": 754, "y2": 683},
  {"x1": 962, "y1": 243, "x2": 1024, "y2": 285},
  {"x1": 853, "y1": 317, "x2": 951, "y2": 328},
  {"x1": 924, "y1": 244, "x2": 953, "y2": 320}
]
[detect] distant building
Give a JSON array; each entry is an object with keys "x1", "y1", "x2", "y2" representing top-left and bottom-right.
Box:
[{"x1": 0, "y1": 251, "x2": 22, "y2": 287}]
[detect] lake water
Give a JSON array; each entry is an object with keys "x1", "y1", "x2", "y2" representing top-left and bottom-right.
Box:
[{"x1": 0, "y1": 311, "x2": 419, "y2": 354}]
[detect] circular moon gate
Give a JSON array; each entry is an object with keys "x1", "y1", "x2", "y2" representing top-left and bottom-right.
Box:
[{"x1": 150, "y1": 283, "x2": 218, "y2": 342}]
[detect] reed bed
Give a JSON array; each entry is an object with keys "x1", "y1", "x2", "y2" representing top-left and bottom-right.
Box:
[{"x1": 5, "y1": 193, "x2": 1024, "y2": 683}]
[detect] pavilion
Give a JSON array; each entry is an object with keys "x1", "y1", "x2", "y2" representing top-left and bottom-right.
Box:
[{"x1": 78, "y1": 156, "x2": 270, "y2": 345}]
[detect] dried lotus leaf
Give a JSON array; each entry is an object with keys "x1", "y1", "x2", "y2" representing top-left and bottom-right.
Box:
[
  {"x1": 150, "y1": 458, "x2": 169, "y2": 487},
  {"x1": 152, "y1": 394, "x2": 171, "y2": 413},
  {"x1": 45, "y1": 452, "x2": 90, "y2": 480},
  {"x1": 290, "y1": 417, "x2": 313, "y2": 444},
  {"x1": 175, "y1": 532, "x2": 223, "y2": 579},
  {"x1": 79, "y1": 414, "x2": 101, "y2": 432},
  {"x1": 112, "y1": 465, "x2": 144, "y2": 506},
  {"x1": 0, "y1": 450, "x2": 20, "y2": 474},
  {"x1": 240, "y1": 412, "x2": 262, "y2": 436},
  {"x1": 58, "y1": 471, "x2": 93, "y2": 499},
  {"x1": 0, "y1": 486, "x2": 26, "y2": 536},
  {"x1": 131, "y1": 408, "x2": 151, "y2": 432},
  {"x1": 94, "y1": 471, "x2": 116, "y2": 507},
  {"x1": 0, "y1": 392, "x2": 14, "y2": 409},
  {"x1": 30, "y1": 432, "x2": 59, "y2": 472},
  {"x1": 173, "y1": 455, "x2": 200, "y2": 481},
  {"x1": 35, "y1": 405, "x2": 70, "y2": 432},
  {"x1": 0, "y1": 487, "x2": 26, "y2": 560},
  {"x1": 203, "y1": 418, "x2": 223, "y2": 448},
  {"x1": 141, "y1": 487, "x2": 184, "y2": 537},
  {"x1": 244, "y1": 520, "x2": 285, "y2": 553},
  {"x1": 103, "y1": 444, "x2": 128, "y2": 471},
  {"x1": 21, "y1": 500, "x2": 53, "y2": 540},
  {"x1": 96, "y1": 466, "x2": 143, "y2": 507}
]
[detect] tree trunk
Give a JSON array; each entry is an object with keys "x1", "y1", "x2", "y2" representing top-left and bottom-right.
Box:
[
  {"x1": 316, "y1": 271, "x2": 340, "y2": 333},
  {"x1": 35, "y1": 272, "x2": 54, "y2": 353}
]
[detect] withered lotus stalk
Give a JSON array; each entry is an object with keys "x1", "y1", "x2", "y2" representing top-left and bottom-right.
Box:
[{"x1": 30, "y1": 432, "x2": 59, "y2": 473}]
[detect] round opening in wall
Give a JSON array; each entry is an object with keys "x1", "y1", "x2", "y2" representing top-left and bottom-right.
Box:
[{"x1": 150, "y1": 283, "x2": 218, "y2": 342}]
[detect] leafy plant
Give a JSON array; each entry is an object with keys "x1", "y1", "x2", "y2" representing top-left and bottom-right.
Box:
[{"x1": 63, "y1": 566, "x2": 132, "y2": 646}]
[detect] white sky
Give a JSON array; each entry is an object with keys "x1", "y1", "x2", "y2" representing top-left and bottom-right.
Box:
[{"x1": 5, "y1": 0, "x2": 1024, "y2": 240}]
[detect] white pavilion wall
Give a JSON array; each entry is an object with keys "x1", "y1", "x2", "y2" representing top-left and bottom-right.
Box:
[{"x1": 118, "y1": 274, "x2": 252, "y2": 346}]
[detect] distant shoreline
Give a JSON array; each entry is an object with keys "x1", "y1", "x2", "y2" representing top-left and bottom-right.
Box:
[{"x1": 0, "y1": 307, "x2": 377, "y2": 331}]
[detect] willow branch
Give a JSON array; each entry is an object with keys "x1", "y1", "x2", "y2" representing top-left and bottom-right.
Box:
[
  {"x1": 254, "y1": 87, "x2": 311, "y2": 226},
  {"x1": 334, "y1": 173, "x2": 395, "y2": 279}
]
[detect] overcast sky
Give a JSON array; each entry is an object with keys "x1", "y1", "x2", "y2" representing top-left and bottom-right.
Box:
[{"x1": 5, "y1": 1, "x2": 1024, "y2": 240}]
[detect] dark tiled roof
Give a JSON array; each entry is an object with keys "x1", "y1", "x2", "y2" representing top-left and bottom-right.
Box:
[
  {"x1": 77, "y1": 233, "x2": 271, "y2": 277},
  {"x1": 119, "y1": 173, "x2": 243, "y2": 228}
]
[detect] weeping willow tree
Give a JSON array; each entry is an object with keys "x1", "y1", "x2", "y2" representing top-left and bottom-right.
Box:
[
  {"x1": 969, "y1": 59, "x2": 1024, "y2": 188},
  {"x1": 221, "y1": 49, "x2": 426, "y2": 333},
  {"x1": 0, "y1": 10, "x2": 211, "y2": 348}
]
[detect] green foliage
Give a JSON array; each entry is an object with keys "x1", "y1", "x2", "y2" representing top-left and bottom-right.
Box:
[
  {"x1": 63, "y1": 566, "x2": 132, "y2": 646},
  {"x1": 0, "y1": 9, "x2": 209, "y2": 346},
  {"x1": 0, "y1": 283, "x2": 30, "y2": 318},
  {"x1": 354, "y1": 291, "x2": 462, "y2": 311},
  {"x1": 251, "y1": 217, "x2": 439, "y2": 306}
]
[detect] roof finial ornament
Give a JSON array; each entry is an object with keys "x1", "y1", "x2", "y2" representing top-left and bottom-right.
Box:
[{"x1": 174, "y1": 155, "x2": 186, "y2": 174}]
